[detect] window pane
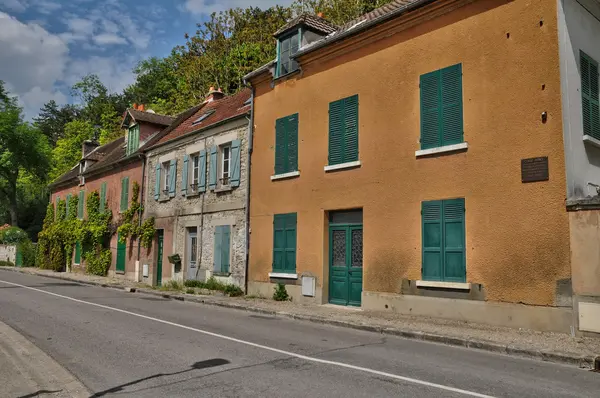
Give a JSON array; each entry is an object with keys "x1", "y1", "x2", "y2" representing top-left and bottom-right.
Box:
[
  {"x1": 332, "y1": 230, "x2": 346, "y2": 267},
  {"x1": 191, "y1": 237, "x2": 197, "y2": 262},
  {"x1": 351, "y1": 229, "x2": 363, "y2": 268}
]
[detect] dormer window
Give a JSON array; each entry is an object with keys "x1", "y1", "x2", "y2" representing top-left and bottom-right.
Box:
[
  {"x1": 191, "y1": 110, "x2": 215, "y2": 126},
  {"x1": 277, "y1": 30, "x2": 300, "y2": 77},
  {"x1": 126, "y1": 124, "x2": 140, "y2": 156}
]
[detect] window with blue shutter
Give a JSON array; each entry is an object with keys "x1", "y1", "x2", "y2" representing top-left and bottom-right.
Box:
[
  {"x1": 581, "y1": 51, "x2": 600, "y2": 140},
  {"x1": 275, "y1": 114, "x2": 298, "y2": 175},
  {"x1": 421, "y1": 198, "x2": 465, "y2": 282},
  {"x1": 213, "y1": 225, "x2": 231, "y2": 273},
  {"x1": 182, "y1": 155, "x2": 189, "y2": 196},
  {"x1": 420, "y1": 64, "x2": 463, "y2": 149},
  {"x1": 126, "y1": 124, "x2": 140, "y2": 155},
  {"x1": 230, "y1": 140, "x2": 241, "y2": 187},
  {"x1": 209, "y1": 146, "x2": 218, "y2": 190},
  {"x1": 328, "y1": 95, "x2": 358, "y2": 166},
  {"x1": 168, "y1": 159, "x2": 177, "y2": 198},
  {"x1": 273, "y1": 213, "x2": 297, "y2": 273},
  {"x1": 199, "y1": 150, "x2": 207, "y2": 192},
  {"x1": 154, "y1": 162, "x2": 161, "y2": 201}
]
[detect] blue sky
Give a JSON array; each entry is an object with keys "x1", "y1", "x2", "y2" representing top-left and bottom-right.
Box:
[{"x1": 0, "y1": 0, "x2": 292, "y2": 119}]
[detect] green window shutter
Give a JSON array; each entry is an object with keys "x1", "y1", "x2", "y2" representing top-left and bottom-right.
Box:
[
  {"x1": 221, "y1": 225, "x2": 231, "y2": 273},
  {"x1": 581, "y1": 52, "x2": 600, "y2": 140},
  {"x1": 343, "y1": 95, "x2": 359, "y2": 162},
  {"x1": 420, "y1": 64, "x2": 464, "y2": 149},
  {"x1": 420, "y1": 70, "x2": 441, "y2": 149},
  {"x1": 78, "y1": 190, "x2": 84, "y2": 219},
  {"x1": 284, "y1": 213, "x2": 297, "y2": 272},
  {"x1": 100, "y1": 182, "x2": 107, "y2": 213},
  {"x1": 134, "y1": 125, "x2": 140, "y2": 151},
  {"x1": 213, "y1": 226, "x2": 222, "y2": 272},
  {"x1": 154, "y1": 162, "x2": 161, "y2": 200},
  {"x1": 230, "y1": 139, "x2": 241, "y2": 187},
  {"x1": 275, "y1": 117, "x2": 287, "y2": 174},
  {"x1": 66, "y1": 194, "x2": 72, "y2": 217},
  {"x1": 199, "y1": 150, "x2": 207, "y2": 192},
  {"x1": 440, "y1": 64, "x2": 463, "y2": 146},
  {"x1": 422, "y1": 201, "x2": 442, "y2": 281},
  {"x1": 443, "y1": 199, "x2": 466, "y2": 282},
  {"x1": 329, "y1": 99, "x2": 345, "y2": 165},
  {"x1": 287, "y1": 114, "x2": 299, "y2": 172},
  {"x1": 168, "y1": 159, "x2": 177, "y2": 197},
  {"x1": 273, "y1": 213, "x2": 297, "y2": 273},
  {"x1": 120, "y1": 177, "x2": 129, "y2": 211},
  {"x1": 55, "y1": 196, "x2": 60, "y2": 216},
  {"x1": 422, "y1": 199, "x2": 466, "y2": 282},
  {"x1": 209, "y1": 146, "x2": 217, "y2": 190},
  {"x1": 182, "y1": 155, "x2": 189, "y2": 196}
]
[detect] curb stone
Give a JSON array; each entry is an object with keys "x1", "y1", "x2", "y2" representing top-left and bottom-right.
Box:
[{"x1": 0, "y1": 267, "x2": 596, "y2": 370}]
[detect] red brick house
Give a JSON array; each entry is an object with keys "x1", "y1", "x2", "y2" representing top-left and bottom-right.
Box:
[{"x1": 48, "y1": 106, "x2": 173, "y2": 279}]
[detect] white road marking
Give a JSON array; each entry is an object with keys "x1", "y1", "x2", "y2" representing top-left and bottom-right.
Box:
[{"x1": 0, "y1": 278, "x2": 495, "y2": 398}]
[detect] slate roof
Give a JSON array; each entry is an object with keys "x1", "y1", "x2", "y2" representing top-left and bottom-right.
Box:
[
  {"x1": 274, "y1": 13, "x2": 338, "y2": 37},
  {"x1": 126, "y1": 108, "x2": 174, "y2": 126},
  {"x1": 245, "y1": 0, "x2": 428, "y2": 81},
  {"x1": 149, "y1": 89, "x2": 251, "y2": 148}
]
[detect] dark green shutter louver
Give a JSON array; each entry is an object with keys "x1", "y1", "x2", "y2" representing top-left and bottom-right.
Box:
[
  {"x1": 581, "y1": 51, "x2": 600, "y2": 140},
  {"x1": 422, "y1": 198, "x2": 466, "y2": 282},
  {"x1": 273, "y1": 213, "x2": 297, "y2": 273},
  {"x1": 275, "y1": 117, "x2": 287, "y2": 174},
  {"x1": 328, "y1": 96, "x2": 358, "y2": 165},
  {"x1": 100, "y1": 182, "x2": 106, "y2": 213},
  {"x1": 420, "y1": 64, "x2": 463, "y2": 149},
  {"x1": 78, "y1": 190, "x2": 84, "y2": 219},
  {"x1": 120, "y1": 177, "x2": 129, "y2": 211},
  {"x1": 287, "y1": 114, "x2": 298, "y2": 173}
]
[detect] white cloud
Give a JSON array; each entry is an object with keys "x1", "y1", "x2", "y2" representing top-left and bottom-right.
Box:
[
  {"x1": 66, "y1": 17, "x2": 95, "y2": 35},
  {"x1": 184, "y1": 0, "x2": 294, "y2": 15},
  {"x1": 93, "y1": 33, "x2": 127, "y2": 45},
  {"x1": 66, "y1": 55, "x2": 136, "y2": 94},
  {"x1": 37, "y1": 0, "x2": 61, "y2": 14},
  {"x1": 0, "y1": 12, "x2": 69, "y2": 117}
]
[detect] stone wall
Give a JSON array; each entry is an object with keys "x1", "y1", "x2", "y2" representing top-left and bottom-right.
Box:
[
  {"x1": 144, "y1": 118, "x2": 249, "y2": 287},
  {"x1": 0, "y1": 245, "x2": 16, "y2": 264}
]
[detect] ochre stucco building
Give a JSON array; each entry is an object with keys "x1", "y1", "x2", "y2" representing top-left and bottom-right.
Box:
[{"x1": 245, "y1": 0, "x2": 600, "y2": 334}]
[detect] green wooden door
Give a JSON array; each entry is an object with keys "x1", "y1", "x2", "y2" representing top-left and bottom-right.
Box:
[
  {"x1": 116, "y1": 233, "x2": 126, "y2": 273},
  {"x1": 329, "y1": 224, "x2": 363, "y2": 306},
  {"x1": 156, "y1": 230, "x2": 164, "y2": 286}
]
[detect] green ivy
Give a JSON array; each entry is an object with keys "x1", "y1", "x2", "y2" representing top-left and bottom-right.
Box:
[{"x1": 117, "y1": 181, "x2": 155, "y2": 249}]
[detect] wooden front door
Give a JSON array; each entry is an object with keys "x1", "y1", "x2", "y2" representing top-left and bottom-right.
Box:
[
  {"x1": 156, "y1": 230, "x2": 164, "y2": 286},
  {"x1": 116, "y1": 233, "x2": 126, "y2": 273},
  {"x1": 329, "y1": 224, "x2": 363, "y2": 306}
]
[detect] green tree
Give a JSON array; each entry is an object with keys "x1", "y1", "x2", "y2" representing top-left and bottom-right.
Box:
[
  {"x1": 0, "y1": 81, "x2": 51, "y2": 227},
  {"x1": 33, "y1": 100, "x2": 80, "y2": 147},
  {"x1": 291, "y1": 0, "x2": 392, "y2": 25},
  {"x1": 50, "y1": 119, "x2": 94, "y2": 182}
]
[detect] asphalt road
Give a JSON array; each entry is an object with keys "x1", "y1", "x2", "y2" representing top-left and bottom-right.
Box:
[{"x1": 0, "y1": 270, "x2": 598, "y2": 398}]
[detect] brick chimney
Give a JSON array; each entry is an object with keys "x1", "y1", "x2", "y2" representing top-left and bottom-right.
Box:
[
  {"x1": 82, "y1": 140, "x2": 99, "y2": 158},
  {"x1": 204, "y1": 86, "x2": 225, "y2": 103}
]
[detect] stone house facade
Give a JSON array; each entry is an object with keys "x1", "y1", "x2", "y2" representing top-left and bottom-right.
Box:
[
  {"x1": 49, "y1": 105, "x2": 173, "y2": 279},
  {"x1": 243, "y1": 0, "x2": 600, "y2": 335},
  {"x1": 142, "y1": 89, "x2": 251, "y2": 288}
]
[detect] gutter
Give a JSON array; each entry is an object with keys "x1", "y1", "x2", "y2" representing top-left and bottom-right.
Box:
[{"x1": 244, "y1": 87, "x2": 255, "y2": 294}]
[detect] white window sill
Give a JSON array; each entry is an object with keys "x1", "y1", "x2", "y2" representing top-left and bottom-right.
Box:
[
  {"x1": 269, "y1": 272, "x2": 298, "y2": 279},
  {"x1": 583, "y1": 135, "x2": 600, "y2": 149},
  {"x1": 415, "y1": 280, "x2": 471, "y2": 290},
  {"x1": 271, "y1": 171, "x2": 300, "y2": 181},
  {"x1": 324, "y1": 160, "x2": 361, "y2": 172},
  {"x1": 415, "y1": 142, "x2": 468, "y2": 158}
]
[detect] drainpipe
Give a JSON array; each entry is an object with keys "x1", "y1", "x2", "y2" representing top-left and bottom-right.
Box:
[
  {"x1": 136, "y1": 153, "x2": 146, "y2": 282},
  {"x1": 244, "y1": 87, "x2": 255, "y2": 294},
  {"x1": 195, "y1": 136, "x2": 209, "y2": 280}
]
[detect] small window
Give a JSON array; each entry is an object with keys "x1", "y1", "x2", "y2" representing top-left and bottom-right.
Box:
[
  {"x1": 580, "y1": 51, "x2": 600, "y2": 140},
  {"x1": 163, "y1": 161, "x2": 171, "y2": 194},
  {"x1": 127, "y1": 124, "x2": 140, "y2": 155},
  {"x1": 191, "y1": 110, "x2": 215, "y2": 126},
  {"x1": 220, "y1": 145, "x2": 231, "y2": 186},
  {"x1": 277, "y1": 30, "x2": 299, "y2": 77},
  {"x1": 191, "y1": 154, "x2": 200, "y2": 191}
]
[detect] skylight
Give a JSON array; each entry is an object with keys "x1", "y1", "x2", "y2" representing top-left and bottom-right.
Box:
[{"x1": 191, "y1": 110, "x2": 215, "y2": 125}]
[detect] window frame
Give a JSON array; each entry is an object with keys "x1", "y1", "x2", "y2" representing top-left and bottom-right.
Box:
[
  {"x1": 162, "y1": 161, "x2": 171, "y2": 194},
  {"x1": 328, "y1": 95, "x2": 359, "y2": 166},
  {"x1": 272, "y1": 213, "x2": 297, "y2": 274},
  {"x1": 190, "y1": 153, "x2": 200, "y2": 192},
  {"x1": 580, "y1": 50, "x2": 600, "y2": 141},
  {"x1": 220, "y1": 144, "x2": 231, "y2": 187},
  {"x1": 277, "y1": 30, "x2": 300, "y2": 78}
]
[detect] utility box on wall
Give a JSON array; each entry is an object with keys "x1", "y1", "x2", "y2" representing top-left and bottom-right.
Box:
[{"x1": 301, "y1": 275, "x2": 316, "y2": 297}]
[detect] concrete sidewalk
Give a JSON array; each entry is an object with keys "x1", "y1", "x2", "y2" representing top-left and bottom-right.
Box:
[
  {"x1": 0, "y1": 319, "x2": 89, "y2": 398},
  {"x1": 2, "y1": 266, "x2": 600, "y2": 370}
]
